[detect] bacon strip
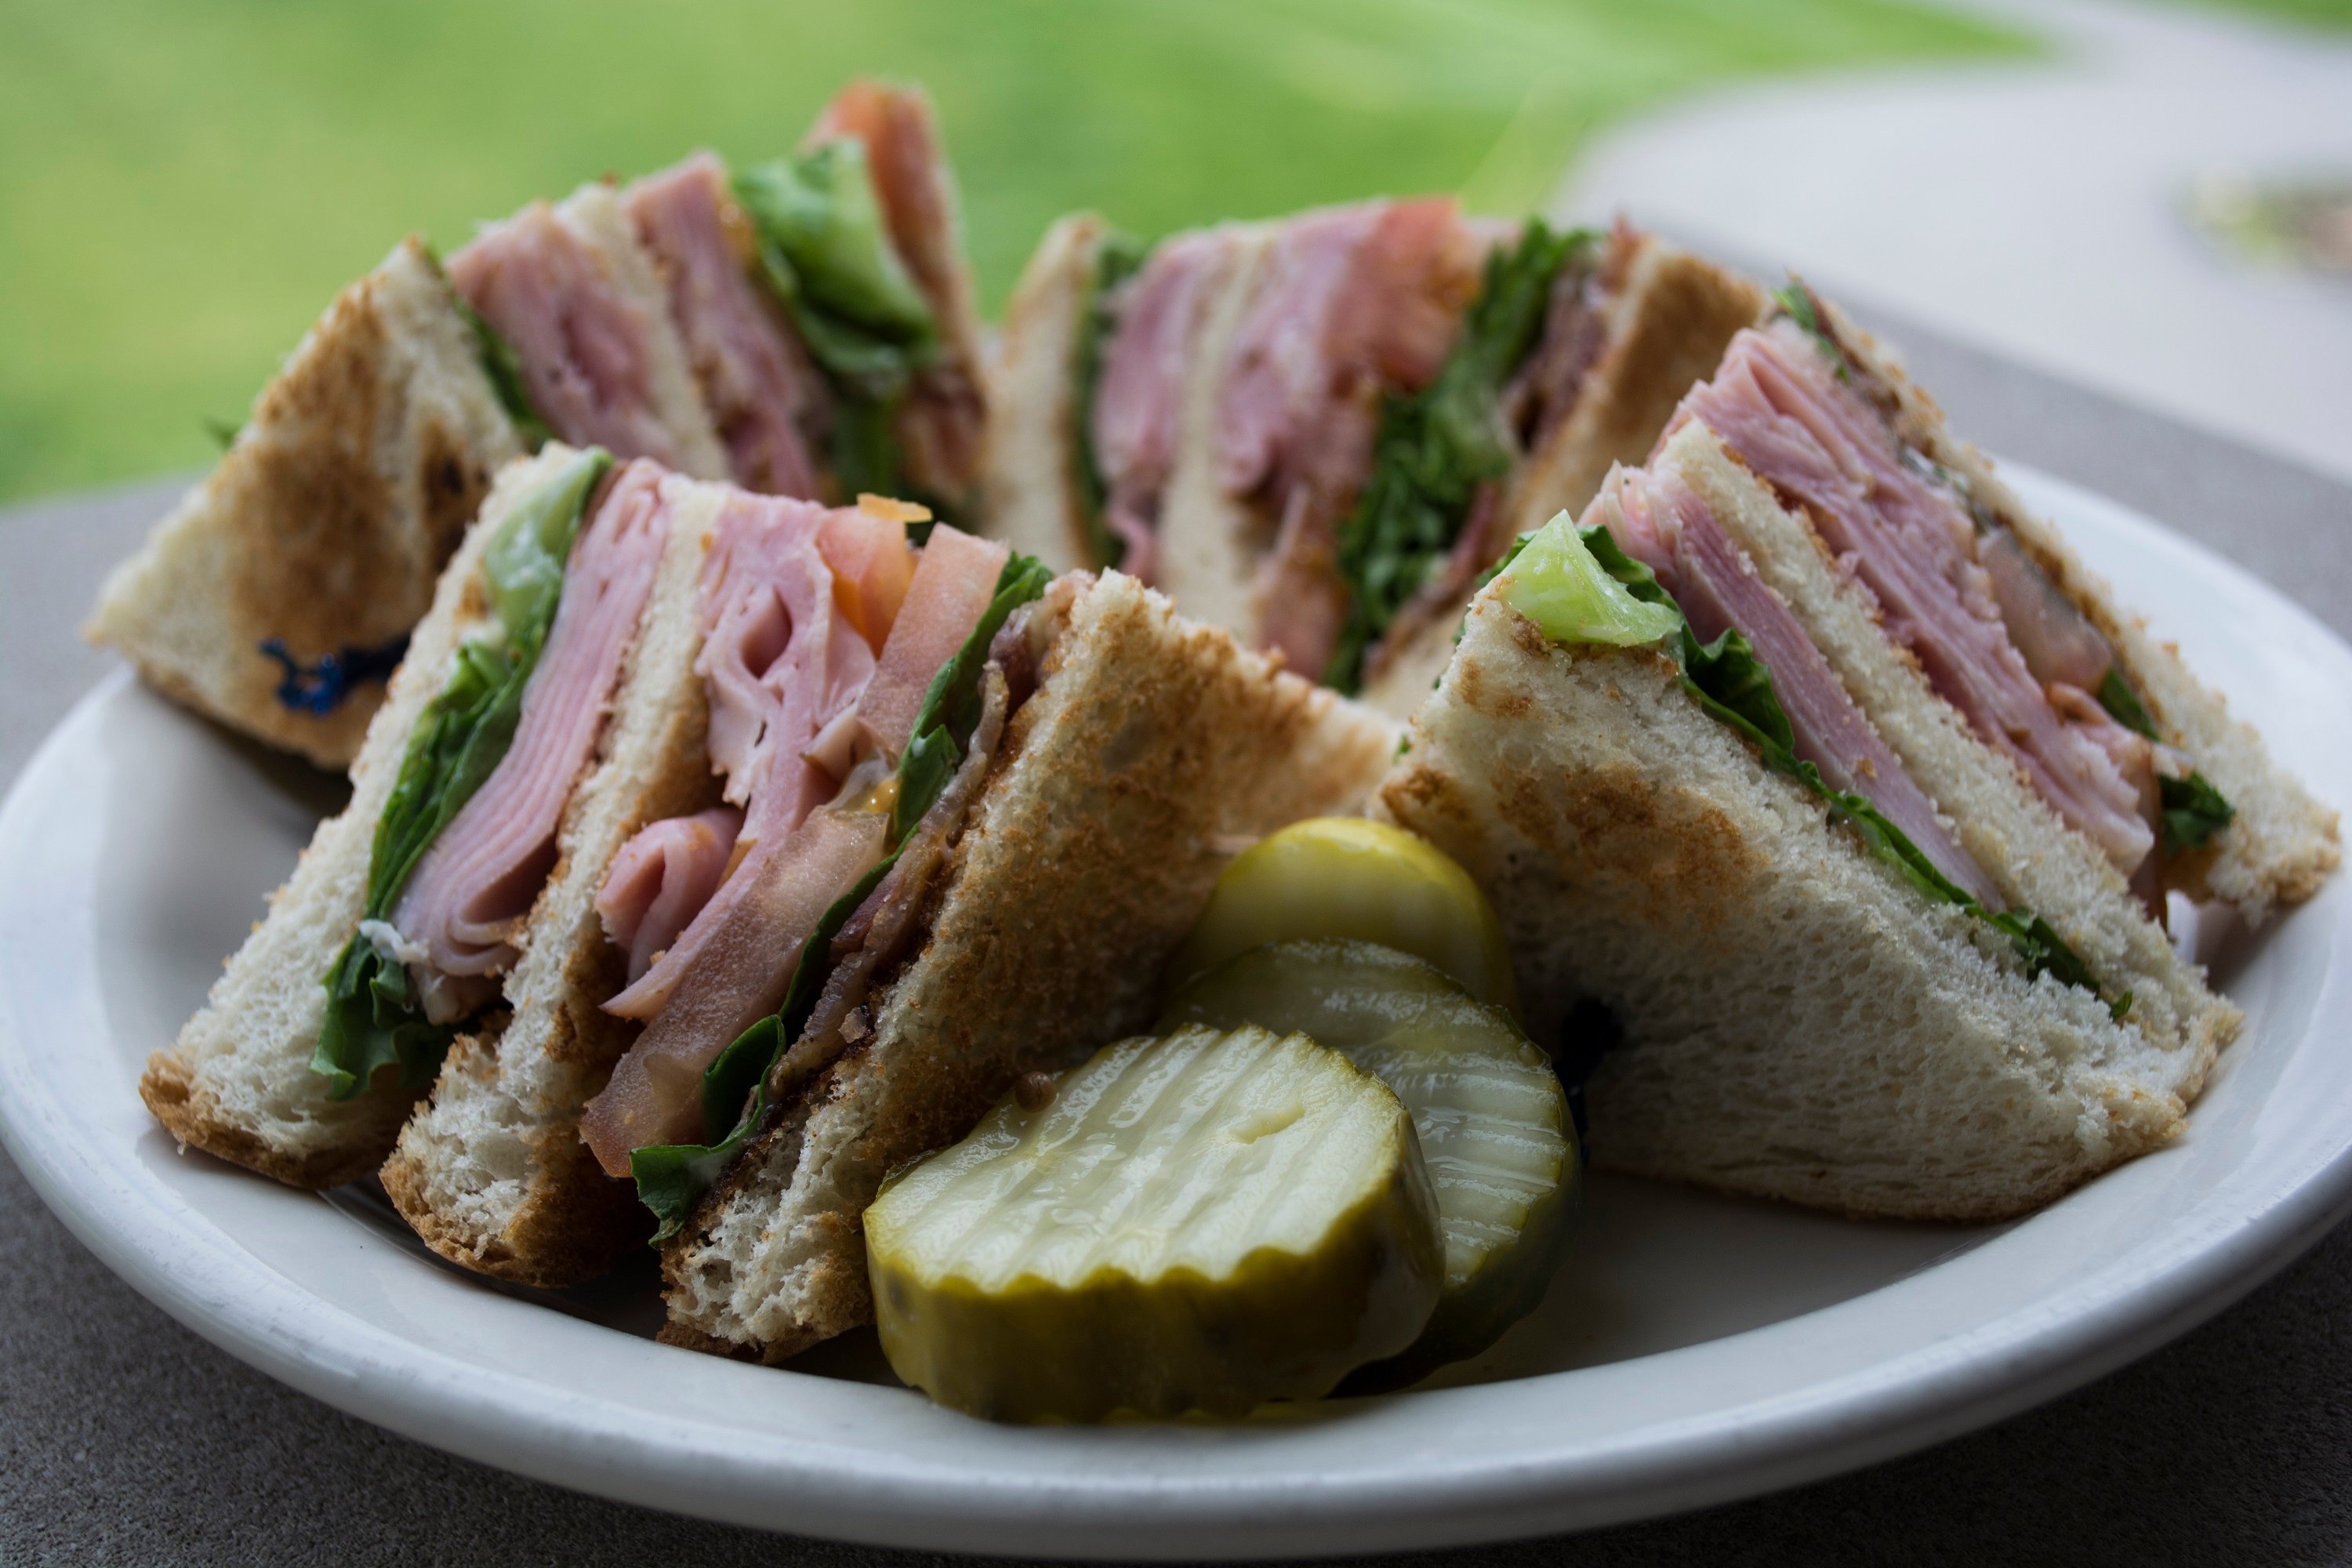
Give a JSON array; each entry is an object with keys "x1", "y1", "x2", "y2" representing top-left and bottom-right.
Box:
[
  {"x1": 1675, "y1": 324, "x2": 2154, "y2": 875},
  {"x1": 1599, "y1": 467, "x2": 1998, "y2": 906},
  {"x1": 392, "y1": 459, "x2": 673, "y2": 997},
  {"x1": 449, "y1": 205, "x2": 695, "y2": 470},
  {"x1": 626, "y1": 155, "x2": 827, "y2": 500}
]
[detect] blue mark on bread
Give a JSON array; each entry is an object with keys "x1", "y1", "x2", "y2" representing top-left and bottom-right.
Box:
[{"x1": 260, "y1": 636, "x2": 408, "y2": 715}]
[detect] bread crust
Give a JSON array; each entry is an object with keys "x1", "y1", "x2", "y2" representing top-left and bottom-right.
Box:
[
  {"x1": 978, "y1": 212, "x2": 1108, "y2": 571},
  {"x1": 88, "y1": 238, "x2": 521, "y2": 768},
  {"x1": 658, "y1": 572, "x2": 1399, "y2": 1358}
]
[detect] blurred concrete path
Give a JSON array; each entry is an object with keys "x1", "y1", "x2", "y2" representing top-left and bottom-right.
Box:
[{"x1": 1559, "y1": 0, "x2": 2352, "y2": 486}]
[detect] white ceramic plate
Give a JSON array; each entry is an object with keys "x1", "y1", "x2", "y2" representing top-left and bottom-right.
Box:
[{"x1": 2, "y1": 463, "x2": 2348, "y2": 1559}]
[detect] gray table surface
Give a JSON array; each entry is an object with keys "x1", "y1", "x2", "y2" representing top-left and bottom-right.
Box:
[{"x1": 4, "y1": 310, "x2": 2351, "y2": 1566}]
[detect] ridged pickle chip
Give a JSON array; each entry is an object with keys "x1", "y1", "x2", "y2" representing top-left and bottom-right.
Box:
[
  {"x1": 1168, "y1": 818, "x2": 1519, "y2": 1016},
  {"x1": 1161, "y1": 939, "x2": 1573, "y2": 1389},
  {"x1": 866, "y1": 1024, "x2": 1443, "y2": 1422}
]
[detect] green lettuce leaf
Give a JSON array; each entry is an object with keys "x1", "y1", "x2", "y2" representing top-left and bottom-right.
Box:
[
  {"x1": 2161, "y1": 771, "x2": 2237, "y2": 854},
  {"x1": 310, "y1": 448, "x2": 612, "y2": 1099},
  {"x1": 629, "y1": 549, "x2": 1056, "y2": 1236},
  {"x1": 1565, "y1": 517, "x2": 2122, "y2": 1014},
  {"x1": 456, "y1": 295, "x2": 553, "y2": 449},
  {"x1": 2095, "y1": 666, "x2": 2160, "y2": 740},
  {"x1": 735, "y1": 140, "x2": 941, "y2": 506},
  {"x1": 1072, "y1": 230, "x2": 1151, "y2": 569},
  {"x1": 1327, "y1": 222, "x2": 1595, "y2": 693}
]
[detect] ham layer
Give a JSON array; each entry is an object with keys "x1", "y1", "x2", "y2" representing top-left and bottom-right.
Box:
[
  {"x1": 1091, "y1": 231, "x2": 1236, "y2": 582},
  {"x1": 582, "y1": 519, "x2": 1009, "y2": 1173},
  {"x1": 392, "y1": 459, "x2": 673, "y2": 996},
  {"x1": 1599, "y1": 466, "x2": 1998, "y2": 906},
  {"x1": 594, "y1": 805, "x2": 744, "y2": 984},
  {"x1": 626, "y1": 154, "x2": 826, "y2": 501},
  {"x1": 1675, "y1": 323, "x2": 2154, "y2": 875},
  {"x1": 600, "y1": 490, "x2": 884, "y2": 1019},
  {"x1": 1211, "y1": 199, "x2": 1483, "y2": 675},
  {"x1": 449, "y1": 205, "x2": 695, "y2": 471}
]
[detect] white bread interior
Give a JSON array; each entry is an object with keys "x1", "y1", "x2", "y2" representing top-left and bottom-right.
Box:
[
  {"x1": 86, "y1": 238, "x2": 522, "y2": 768},
  {"x1": 379, "y1": 481, "x2": 729, "y2": 1287},
  {"x1": 554, "y1": 182, "x2": 732, "y2": 485},
  {"x1": 1663, "y1": 423, "x2": 2240, "y2": 1069},
  {"x1": 1150, "y1": 224, "x2": 1278, "y2": 653},
  {"x1": 1377, "y1": 583, "x2": 2204, "y2": 1221},
  {"x1": 1817, "y1": 296, "x2": 2338, "y2": 925},
  {"x1": 138, "y1": 448, "x2": 584, "y2": 1188},
  {"x1": 659, "y1": 572, "x2": 1401, "y2": 1359},
  {"x1": 978, "y1": 212, "x2": 1107, "y2": 571},
  {"x1": 1359, "y1": 238, "x2": 1765, "y2": 717}
]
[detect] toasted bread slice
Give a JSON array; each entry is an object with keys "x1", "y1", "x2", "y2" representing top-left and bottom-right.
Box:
[
  {"x1": 1377, "y1": 575, "x2": 2215, "y2": 1222},
  {"x1": 138, "y1": 448, "x2": 588, "y2": 1186},
  {"x1": 659, "y1": 572, "x2": 1399, "y2": 1359},
  {"x1": 86, "y1": 238, "x2": 522, "y2": 769},
  {"x1": 1359, "y1": 237, "x2": 1763, "y2": 716},
  {"x1": 378, "y1": 481, "x2": 730, "y2": 1286},
  {"x1": 1810, "y1": 296, "x2": 2338, "y2": 925},
  {"x1": 979, "y1": 212, "x2": 1110, "y2": 571}
]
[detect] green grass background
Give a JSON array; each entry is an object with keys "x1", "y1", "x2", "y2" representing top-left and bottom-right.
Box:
[{"x1": 0, "y1": 0, "x2": 2050, "y2": 503}]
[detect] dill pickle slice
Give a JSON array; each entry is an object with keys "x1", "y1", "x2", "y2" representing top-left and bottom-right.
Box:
[
  {"x1": 1169, "y1": 818, "x2": 1519, "y2": 1015},
  {"x1": 1160, "y1": 939, "x2": 1573, "y2": 1390},
  {"x1": 866, "y1": 1024, "x2": 1443, "y2": 1422}
]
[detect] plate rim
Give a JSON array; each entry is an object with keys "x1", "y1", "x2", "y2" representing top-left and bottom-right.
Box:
[{"x1": 5, "y1": 459, "x2": 2350, "y2": 1558}]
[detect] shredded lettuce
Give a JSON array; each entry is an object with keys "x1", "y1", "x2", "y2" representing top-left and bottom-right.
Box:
[
  {"x1": 1513, "y1": 513, "x2": 2122, "y2": 1015},
  {"x1": 2160, "y1": 771, "x2": 2237, "y2": 854},
  {"x1": 735, "y1": 140, "x2": 940, "y2": 503},
  {"x1": 628, "y1": 550, "x2": 1054, "y2": 1240},
  {"x1": 1327, "y1": 222, "x2": 1593, "y2": 694},
  {"x1": 309, "y1": 448, "x2": 613, "y2": 1098},
  {"x1": 1071, "y1": 230, "x2": 1151, "y2": 569},
  {"x1": 2095, "y1": 667, "x2": 2235, "y2": 854}
]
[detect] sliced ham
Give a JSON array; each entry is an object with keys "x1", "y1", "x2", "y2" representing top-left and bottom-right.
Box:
[
  {"x1": 1599, "y1": 468, "x2": 1999, "y2": 906},
  {"x1": 849, "y1": 523, "x2": 1008, "y2": 757},
  {"x1": 601, "y1": 489, "x2": 886, "y2": 1019},
  {"x1": 1091, "y1": 230, "x2": 1238, "y2": 582},
  {"x1": 1675, "y1": 322, "x2": 2154, "y2": 875},
  {"x1": 580, "y1": 803, "x2": 891, "y2": 1172},
  {"x1": 1212, "y1": 198, "x2": 1483, "y2": 677},
  {"x1": 391, "y1": 459, "x2": 673, "y2": 1004},
  {"x1": 626, "y1": 154, "x2": 827, "y2": 500},
  {"x1": 595, "y1": 806, "x2": 744, "y2": 984},
  {"x1": 449, "y1": 205, "x2": 695, "y2": 470}
]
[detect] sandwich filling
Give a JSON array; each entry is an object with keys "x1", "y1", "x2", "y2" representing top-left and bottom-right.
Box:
[
  {"x1": 574, "y1": 503, "x2": 1055, "y2": 1236},
  {"x1": 451, "y1": 208, "x2": 703, "y2": 475},
  {"x1": 1080, "y1": 207, "x2": 1636, "y2": 691},
  {"x1": 313, "y1": 447, "x2": 669, "y2": 1096},
  {"x1": 1495, "y1": 495, "x2": 2118, "y2": 1013},
  {"x1": 627, "y1": 154, "x2": 828, "y2": 501},
  {"x1": 454, "y1": 83, "x2": 978, "y2": 514},
  {"x1": 1671, "y1": 291, "x2": 2234, "y2": 906}
]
